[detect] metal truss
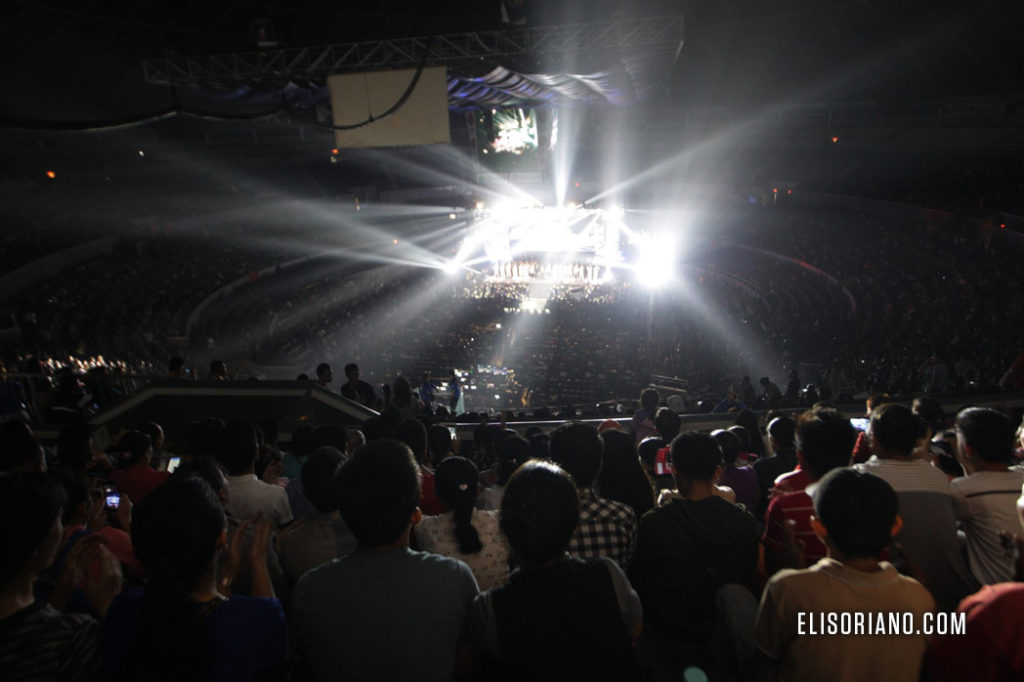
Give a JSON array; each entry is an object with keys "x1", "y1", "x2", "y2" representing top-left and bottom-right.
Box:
[{"x1": 142, "y1": 15, "x2": 683, "y2": 86}]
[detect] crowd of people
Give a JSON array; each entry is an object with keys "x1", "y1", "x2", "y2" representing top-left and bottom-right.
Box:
[{"x1": 4, "y1": 388, "x2": 1024, "y2": 680}]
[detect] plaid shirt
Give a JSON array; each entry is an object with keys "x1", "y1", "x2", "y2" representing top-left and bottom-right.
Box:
[{"x1": 568, "y1": 489, "x2": 638, "y2": 569}]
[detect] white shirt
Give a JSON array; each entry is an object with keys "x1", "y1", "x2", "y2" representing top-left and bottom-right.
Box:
[
  {"x1": 950, "y1": 470, "x2": 1024, "y2": 585},
  {"x1": 227, "y1": 474, "x2": 293, "y2": 527},
  {"x1": 416, "y1": 509, "x2": 510, "y2": 591}
]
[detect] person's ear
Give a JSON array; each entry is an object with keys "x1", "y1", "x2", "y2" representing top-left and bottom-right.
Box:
[
  {"x1": 810, "y1": 515, "x2": 828, "y2": 542},
  {"x1": 713, "y1": 464, "x2": 723, "y2": 481},
  {"x1": 216, "y1": 528, "x2": 228, "y2": 550},
  {"x1": 890, "y1": 514, "x2": 904, "y2": 539},
  {"x1": 410, "y1": 507, "x2": 423, "y2": 527},
  {"x1": 796, "y1": 451, "x2": 806, "y2": 469}
]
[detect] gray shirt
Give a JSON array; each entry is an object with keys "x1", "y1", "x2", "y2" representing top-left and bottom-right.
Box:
[{"x1": 292, "y1": 546, "x2": 479, "y2": 681}]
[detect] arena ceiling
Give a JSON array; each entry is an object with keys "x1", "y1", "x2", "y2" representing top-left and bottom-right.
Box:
[{"x1": 1, "y1": 0, "x2": 1021, "y2": 126}]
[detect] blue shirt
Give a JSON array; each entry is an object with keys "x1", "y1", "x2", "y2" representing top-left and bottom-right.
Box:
[{"x1": 102, "y1": 592, "x2": 286, "y2": 681}]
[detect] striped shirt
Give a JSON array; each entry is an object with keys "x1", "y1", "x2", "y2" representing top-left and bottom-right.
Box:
[
  {"x1": 950, "y1": 470, "x2": 1024, "y2": 585},
  {"x1": 763, "y1": 490, "x2": 827, "y2": 569},
  {"x1": 0, "y1": 603, "x2": 101, "y2": 682}
]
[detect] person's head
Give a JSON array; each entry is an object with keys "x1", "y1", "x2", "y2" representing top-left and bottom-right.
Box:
[
  {"x1": 428, "y1": 425, "x2": 455, "y2": 463},
  {"x1": 316, "y1": 363, "x2": 332, "y2": 385},
  {"x1": 711, "y1": 429, "x2": 742, "y2": 467},
  {"x1": 912, "y1": 396, "x2": 946, "y2": 434},
  {"x1": 0, "y1": 421, "x2": 45, "y2": 473},
  {"x1": 759, "y1": 377, "x2": 771, "y2": 387},
  {"x1": 495, "y1": 434, "x2": 530, "y2": 486},
  {"x1": 0, "y1": 472, "x2": 65, "y2": 587},
  {"x1": 795, "y1": 408, "x2": 858, "y2": 479},
  {"x1": 49, "y1": 468, "x2": 94, "y2": 526},
  {"x1": 132, "y1": 475, "x2": 226, "y2": 584},
  {"x1": 337, "y1": 440, "x2": 421, "y2": 549},
  {"x1": 168, "y1": 356, "x2": 185, "y2": 377},
  {"x1": 640, "y1": 388, "x2": 660, "y2": 413},
  {"x1": 344, "y1": 363, "x2": 359, "y2": 383},
  {"x1": 392, "y1": 419, "x2": 428, "y2": 465},
  {"x1": 345, "y1": 428, "x2": 366, "y2": 454},
  {"x1": 727, "y1": 425, "x2": 751, "y2": 453},
  {"x1": 172, "y1": 457, "x2": 230, "y2": 507},
  {"x1": 208, "y1": 360, "x2": 227, "y2": 379},
  {"x1": 302, "y1": 447, "x2": 346, "y2": 514},
  {"x1": 216, "y1": 420, "x2": 259, "y2": 475},
  {"x1": 811, "y1": 468, "x2": 900, "y2": 561},
  {"x1": 637, "y1": 436, "x2": 666, "y2": 472},
  {"x1": 139, "y1": 422, "x2": 165, "y2": 451},
  {"x1": 434, "y1": 457, "x2": 483, "y2": 554},
  {"x1": 118, "y1": 430, "x2": 153, "y2": 468},
  {"x1": 654, "y1": 407, "x2": 681, "y2": 442},
  {"x1": 309, "y1": 424, "x2": 348, "y2": 452},
  {"x1": 767, "y1": 416, "x2": 796, "y2": 451},
  {"x1": 57, "y1": 423, "x2": 93, "y2": 472},
  {"x1": 670, "y1": 432, "x2": 722, "y2": 489},
  {"x1": 956, "y1": 407, "x2": 1014, "y2": 467},
  {"x1": 548, "y1": 422, "x2": 603, "y2": 490},
  {"x1": 870, "y1": 403, "x2": 926, "y2": 458},
  {"x1": 500, "y1": 460, "x2": 580, "y2": 567},
  {"x1": 866, "y1": 393, "x2": 891, "y2": 416}
]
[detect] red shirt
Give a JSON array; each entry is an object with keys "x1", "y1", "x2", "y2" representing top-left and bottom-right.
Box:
[
  {"x1": 771, "y1": 467, "x2": 811, "y2": 498},
  {"x1": 110, "y1": 464, "x2": 170, "y2": 505},
  {"x1": 419, "y1": 468, "x2": 446, "y2": 516},
  {"x1": 927, "y1": 582, "x2": 1024, "y2": 681},
  {"x1": 762, "y1": 490, "x2": 827, "y2": 569}
]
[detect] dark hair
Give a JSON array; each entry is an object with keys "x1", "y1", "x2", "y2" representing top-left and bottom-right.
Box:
[
  {"x1": 168, "y1": 356, "x2": 185, "y2": 374},
  {"x1": 500, "y1": 460, "x2": 580, "y2": 565},
  {"x1": 361, "y1": 417, "x2": 389, "y2": 443},
  {"x1": 344, "y1": 363, "x2": 359, "y2": 375},
  {"x1": 548, "y1": 422, "x2": 603, "y2": 488},
  {"x1": 795, "y1": 408, "x2": 857, "y2": 478},
  {"x1": 215, "y1": 421, "x2": 258, "y2": 475},
  {"x1": 870, "y1": 404, "x2": 925, "y2": 456},
  {"x1": 428, "y1": 425, "x2": 454, "y2": 463},
  {"x1": 767, "y1": 416, "x2": 796, "y2": 449},
  {"x1": 728, "y1": 425, "x2": 751, "y2": 453},
  {"x1": 309, "y1": 425, "x2": 347, "y2": 452},
  {"x1": 734, "y1": 410, "x2": 766, "y2": 458},
  {"x1": 118, "y1": 430, "x2": 153, "y2": 468},
  {"x1": 171, "y1": 457, "x2": 227, "y2": 496},
  {"x1": 337, "y1": 440, "x2": 420, "y2": 548},
  {"x1": 654, "y1": 407, "x2": 681, "y2": 442},
  {"x1": 138, "y1": 422, "x2": 164, "y2": 448},
  {"x1": 640, "y1": 388, "x2": 660, "y2": 413},
  {"x1": 669, "y1": 431, "x2": 722, "y2": 482},
  {"x1": 0, "y1": 472, "x2": 64, "y2": 586},
  {"x1": 527, "y1": 431, "x2": 549, "y2": 459},
  {"x1": 0, "y1": 421, "x2": 44, "y2": 473},
  {"x1": 126, "y1": 476, "x2": 226, "y2": 681},
  {"x1": 812, "y1": 469, "x2": 898, "y2": 559},
  {"x1": 598, "y1": 429, "x2": 654, "y2": 518},
  {"x1": 255, "y1": 416, "x2": 279, "y2": 446},
  {"x1": 495, "y1": 435, "x2": 530, "y2": 486},
  {"x1": 956, "y1": 407, "x2": 1014, "y2": 464},
  {"x1": 434, "y1": 457, "x2": 483, "y2": 554},
  {"x1": 392, "y1": 419, "x2": 428, "y2": 465},
  {"x1": 57, "y1": 423, "x2": 93, "y2": 471},
  {"x1": 208, "y1": 360, "x2": 226, "y2": 377},
  {"x1": 912, "y1": 396, "x2": 946, "y2": 433},
  {"x1": 316, "y1": 363, "x2": 331, "y2": 378},
  {"x1": 302, "y1": 447, "x2": 345, "y2": 513},
  {"x1": 637, "y1": 436, "x2": 666, "y2": 470},
  {"x1": 290, "y1": 424, "x2": 316, "y2": 457},
  {"x1": 711, "y1": 429, "x2": 742, "y2": 467},
  {"x1": 50, "y1": 468, "x2": 91, "y2": 525}
]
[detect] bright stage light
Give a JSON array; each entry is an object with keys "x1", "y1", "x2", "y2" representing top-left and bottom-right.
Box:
[
  {"x1": 635, "y1": 234, "x2": 676, "y2": 289},
  {"x1": 442, "y1": 260, "x2": 462, "y2": 275}
]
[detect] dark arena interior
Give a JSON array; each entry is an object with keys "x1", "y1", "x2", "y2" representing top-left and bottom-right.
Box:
[{"x1": 2, "y1": 1, "x2": 1024, "y2": 680}]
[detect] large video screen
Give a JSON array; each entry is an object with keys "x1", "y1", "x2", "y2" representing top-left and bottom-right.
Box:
[{"x1": 477, "y1": 107, "x2": 540, "y2": 172}]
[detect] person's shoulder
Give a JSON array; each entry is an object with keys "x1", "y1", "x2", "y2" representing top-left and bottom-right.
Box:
[
  {"x1": 223, "y1": 595, "x2": 285, "y2": 621},
  {"x1": 592, "y1": 494, "x2": 637, "y2": 520},
  {"x1": 410, "y1": 548, "x2": 474, "y2": 575}
]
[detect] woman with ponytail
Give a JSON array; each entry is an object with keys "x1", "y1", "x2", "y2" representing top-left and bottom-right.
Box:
[
  {"x1": 414, "y1": 456, "x2": 511, "y2": 590},
  {"x1": 101, "y1": 476, "x2": 286, "y2": 681}
]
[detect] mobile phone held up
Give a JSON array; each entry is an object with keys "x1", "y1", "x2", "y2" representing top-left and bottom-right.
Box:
[
  {"x1": 655, "y1": 447, "x2": 671, "y2": 476},
  {"x1": 103, "y1": 483, "x2": 121, "y2": 510}
]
